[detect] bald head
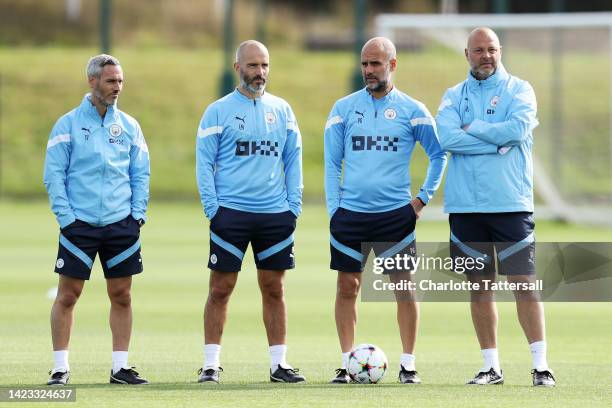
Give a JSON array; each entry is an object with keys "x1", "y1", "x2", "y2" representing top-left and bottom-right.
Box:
[
  {"x1": 361, "y1": 37, "x2": 397, "y2": 62},
  {"x1": 235, "y1": 40, "x2": 269, "y2": 64},
  {"x1": 467, "y1": 27, "x2": 500, "y2": 49},
  {"x1": 465, "y1": 27, "x2": 502, "y2": 80}
]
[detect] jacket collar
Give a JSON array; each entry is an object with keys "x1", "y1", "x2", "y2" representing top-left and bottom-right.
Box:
[
  {"x1": 466, "y1": 64, "x2": 509, "y2": 89},
  {"x1": 80, "y1": 93, "x2": 118, "y2": 123},
  {"x1": 233, "y1": 87, "x2": 266, "y2": 103},
  {"x1": 363, "y1": 86, "x2": 398, "y2": 103}
]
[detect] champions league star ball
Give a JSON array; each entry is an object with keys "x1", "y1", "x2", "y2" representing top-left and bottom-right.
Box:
[{"x1": 347, "y1": 344, "x2": 388, "y2": 384}]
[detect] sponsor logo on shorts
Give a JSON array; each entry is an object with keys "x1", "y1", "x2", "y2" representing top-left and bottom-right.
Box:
[
  {"x1": 56, "y1": 258, "x2": 64, "y2": 269},
  {"x1": 210, "y1": 254, "x2": 217, "y2": 264}
]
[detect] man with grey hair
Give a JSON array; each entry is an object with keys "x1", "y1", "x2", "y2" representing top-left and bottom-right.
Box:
[
  {"x1": 437, "y1": 27, "x2": 555, "y2": 387},
  {"x1": 196, "y1": 40, "x2": 304, "y2": 383},
  {"x1": 324, "y1": 37, "x2": 446, "y2": 384},
  {"x1": 44, "y1": 54, "x2": 150, "y2": 385}
]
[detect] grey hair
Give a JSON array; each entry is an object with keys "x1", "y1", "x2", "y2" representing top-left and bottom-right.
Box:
[{"x1": 86, "y1": 54, "x2": 121, "y2": 79}]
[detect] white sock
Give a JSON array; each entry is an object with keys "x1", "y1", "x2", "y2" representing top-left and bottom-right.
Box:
[
  {"x1": 341, "y1": 352, "x2": 351, "y2": 369},
  {"x1": 481, "y1": 348, "x2": 501, "y2": 374},
  {"x1": 269, "y1": 344, "x2": 289, "y2": 371},
  {"x1": 530, "y1": 340, "x2": 549, "y2": 371},
  {"x1": 53, "y1": 350, "x2": 69, "y2": 373},
  {"x1": 112, "y1": 351, "x2": 129, "y2": 374},
  {"x1": 204, "y1": 344, "x2": 221, "y2": 370},
  {"x1": 400, "y1": 353, "x2": 416, "y2": 371}
]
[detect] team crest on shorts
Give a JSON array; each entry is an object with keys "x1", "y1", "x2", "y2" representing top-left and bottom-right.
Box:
[
  {"x1": 109, "y1": 124, "x2": 123, "y2": 137},
  {"x1": 56, "y1": 258, "x2": 64, "y2": 269},
  {"x1": 490, "y1": 96, "x2": 500, "y2": 107},
  {"x1": 210, "y1": 254, "x2": 217, "y2": 264},
  {"x1": 384, "y1": 108, "x2": 397, "y2": 120},
  {"x1": 265, "y1": 112, "x2": 277, "y2": 124}
]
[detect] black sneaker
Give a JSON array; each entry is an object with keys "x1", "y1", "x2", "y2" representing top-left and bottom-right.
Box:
[
  {"x1": 532, "y1": 369, "x2": 556, "y2": 387},
  {"x1": 466, "y1": 368, "x2": 504, "y2": 385},
  {"x1": 398, "y1": 366, "x2": 421, "y2": 384},
  {"x1": 110, "y1": 367, "x2": 149, "y2": 385},
  {"x1": 47, "y1": 370, "x2": 70, "y2": 386},
  {"x1": 270, "y1": 365, "x2": 306, "y2": 383},
  {"x1": 330, "y1": 368, "x2": 350, "y2": 384},
  {"x1": 198, "y1": 367, "x2": 223, "y2": 383}
]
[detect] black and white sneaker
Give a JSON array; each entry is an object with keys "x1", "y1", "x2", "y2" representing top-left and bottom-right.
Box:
[
  {"x1": 198, "y1": 367, "x2": 223, "y2": 383},
  {"x1": 466, "y1": 368, "x2": 504, "y2": 385},
  {"x1": 110, "y1": 367, "x2": 149, "y2": 385},
  {"x1": 47, "y1": 370, "x2": 70, "y2": 386},
  {"x1": 270, "y1": 365, "x2": 306, "y2": 383},
  {"x1": 532, "y1": 369, "x2": 556, "y2": 387},
  {"x1": 398, "y1": 366, "x2": 421, "y2": 384},
  {"x1": 330, "y1": 368, "x2": 350, "y2": 384}
]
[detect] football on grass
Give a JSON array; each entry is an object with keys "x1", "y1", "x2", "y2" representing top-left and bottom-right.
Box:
[{"x1": 347, "y1": 343, "x2": 388, "y2": 384}]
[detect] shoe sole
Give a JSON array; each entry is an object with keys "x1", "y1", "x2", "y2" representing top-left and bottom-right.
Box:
[
  {"x1": 110, "y1": 376, "x2": 149, "y2": 385},
  {"x1": 533, "y1": 382, "x2": 555, "y2": 387},
  {"x1": 270, "y1": 376, "x2": 306, "y2": 383},
  {"x1": 467, "y1": 378, "x2": 504, "y2": 385},
  {"x1": 198, "y1": 379, "x2": 219, "y2": 383}
]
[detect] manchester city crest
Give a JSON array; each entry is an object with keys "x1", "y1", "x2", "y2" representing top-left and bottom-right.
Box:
[
  {"x1": 109, "y1": 124, "x2": 123, "y2": 137},
  {"x1": 384, "y1": 108, "x2": 397, "y2": 120}
]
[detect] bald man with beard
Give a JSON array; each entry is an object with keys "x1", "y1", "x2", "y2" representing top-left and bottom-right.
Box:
[
  {"x1": 324, "y1": 37, "x2": 447, "y2": 384},
  {"x1": 437, "y1": 27, "x2": 555, "y2": 387},
  {"x1": 196, "y1": 40, "x2": 305, "y2": 383}
]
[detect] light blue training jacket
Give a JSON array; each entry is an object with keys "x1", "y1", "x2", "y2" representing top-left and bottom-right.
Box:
[
  {"x1": 196, "y1": 89, "x2": 303, "y2": 219},
  {"x1": 43, "y1": 94, "x2": 150, "y2": 228},
  {"x1": 436, "y1": 64, "x2": 538, "y2": 213},
  {"x1": 324, "y1": 87, "x2": 447, "y2": 217}
]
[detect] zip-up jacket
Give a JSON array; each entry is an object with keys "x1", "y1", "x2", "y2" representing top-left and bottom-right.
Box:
[
  {"x1": 196, "y1": 89, "x2": 303, "y2": 219},
  {"x1": 324, "y1": 87, "x2": 447, "y2": 216},
  {"x1": 436, "y1": 65, "x2": 538, "y2": 213},
  {"x1": 43, "y1": 94, "x2": 150, "y2": 228}
]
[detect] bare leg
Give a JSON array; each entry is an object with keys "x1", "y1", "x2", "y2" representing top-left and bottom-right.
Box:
[
  {"x1": 204, "y1": 270, "x2": 238, "y2": 344},
  {"x1": 106, "y1": 276, "x2": 133, "y2": 351},
  {"x1": 335, "y1": 272, "x2": 362, "y2": 352},
  {"x1": 257, "y1": 269, "x2": 286, "y2": 346},
  {"x1": 51, "y1": 275, "x2": 85, "y2": 350}
]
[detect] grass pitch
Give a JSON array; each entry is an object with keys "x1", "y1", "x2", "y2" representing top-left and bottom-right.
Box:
[{"x1": 0, "y1": 201, "x2": 611, "y2": 407}]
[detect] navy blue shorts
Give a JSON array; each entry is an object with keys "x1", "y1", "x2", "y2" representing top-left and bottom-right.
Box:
[
  {"x1": 329, "y1": 204, "x2": 417, "y2": 273},
  {"x1": 449, "y1": 212, "x2": 535, "y2": 276},
  {"x1": 208, "y1": 207, "x2": 296, "y2": 273},
  {"x1": 54, "y1": 215, "x2": 143, "y2": 280}
]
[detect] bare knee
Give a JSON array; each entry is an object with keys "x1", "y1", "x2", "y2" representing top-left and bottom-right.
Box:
[
  {"x1": 337, "y1": 275, "x2": 361, "y2": 300},
  {"x1": 55, "y1": 286, "x2": 82, "y2": 309},
  {"x1": 208, "y1": 279, "x2": 236, "y2": 305},
  {"x1": 108, "y1": 286, "x2": 131, "y2": 308},
  {"x1": 260, "y1": 279, "x2": 284, "y2": 302}
]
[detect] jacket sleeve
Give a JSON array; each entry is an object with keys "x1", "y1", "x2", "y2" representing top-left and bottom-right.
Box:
[
  {"x1": 467, "y1": 81, "x2": 539, "y2": 146},
  {"x1": 436, "y1": 90, "x2": 499, "y2": 155},
  {"x1": 196, "y1": 105, "x2": 221, "y2": 220},
  {"x1": 411, "y1": 107, "x2": 447, "y2": 204},
  {"x1": 43, "y1": 116, "x2": 75, "y2": 228},
  {"x1": 282, "y1": 106, "x2": 303, "y2": 217},
  {"x1": 129, "y1": 122, "x2": 150, "y2": 222},
  {"x1": 323, "y1": 102, "x2": 344, "y2": 218}
]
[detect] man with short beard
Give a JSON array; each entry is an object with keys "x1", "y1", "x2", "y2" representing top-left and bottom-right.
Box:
[
  {"x1": 324, "y1": 37, "x2": 446, "y2": 384},
  {"x1": 43, "y1": 54, "x2": 150, "y2": 385},
  {"x1": 436, "y1": 27, "x2": 555, "y2": 387},
  {"x1": 196, "y1": 40, "x2": 304, "y2": 383}
]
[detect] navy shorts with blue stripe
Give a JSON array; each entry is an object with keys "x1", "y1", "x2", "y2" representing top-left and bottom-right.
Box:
[
  {"x1": 329, "y1": 203, "x2": 417, "y2": 273},
  {"x1": 449, "y1": 212, "x2": 536, "y2": 276},
  {"x1": 208, "y1": 207, "x2": 296, "y2": 273},
  {"x1": 54, "y1": 215, "x2": 143, "y2": 280}
]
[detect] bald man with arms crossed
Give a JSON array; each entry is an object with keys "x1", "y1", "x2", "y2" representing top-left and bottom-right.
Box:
[
  {"x1": 325, "y1": 37, "x2": 446, "y2": 384},
  {"x1": 437, "y1": 27, "x2": 555, "y2": 387},
  {"x1": 196, "y1": 40, "x2": 305, "y2": 384}
]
